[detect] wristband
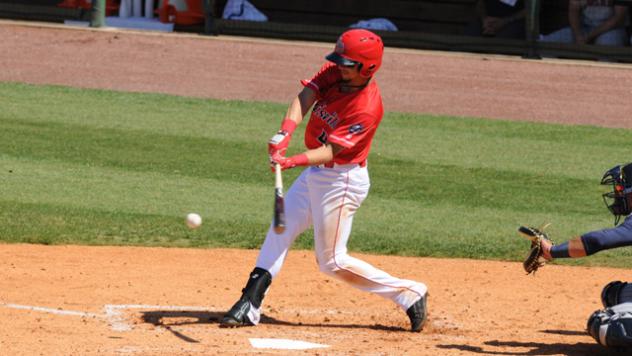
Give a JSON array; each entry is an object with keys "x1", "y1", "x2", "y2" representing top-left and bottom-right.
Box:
[
  {"x1": 280, "y1": 118, "x2": 297, "y2": 135},
  {"x1": 289, "y1": 153, "x2": 309, "y2": 167},
  {"x1": 550, "y1": 242, "x2": 570, "y2": 259}
]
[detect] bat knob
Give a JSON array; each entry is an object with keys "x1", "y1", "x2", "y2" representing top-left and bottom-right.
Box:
[{"x1": 274, "y1": 225, "x2": 286, "y2": 234}]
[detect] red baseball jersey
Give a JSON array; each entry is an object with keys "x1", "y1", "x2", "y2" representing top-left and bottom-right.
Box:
[{"x1": 300, "y1": 62, "x2": 384, "y2": 165}]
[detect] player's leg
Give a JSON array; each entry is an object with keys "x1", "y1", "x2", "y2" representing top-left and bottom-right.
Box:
[
  {"x1": 309, "y1": 165, "x2": 428, "y2": 331},
  {"x1": 221, "y1": 169, "x2": 313, "y2": 327},
  {"x1": 255, "y1": 169, "x2": 313, "y2": 277}
]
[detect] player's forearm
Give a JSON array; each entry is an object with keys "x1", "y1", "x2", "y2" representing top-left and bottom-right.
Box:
[
  {"x1": 302, "y1": 145, "x2": 335, "y2": 165},
  {"x1": 551, "y1": 224, "x2": 632, "y2": 259},
  {"x1": 273, "y1": 145, "x2": 332, "y2": 171},
  {"x1": 272, "y1": 89, "x2": 316, "y2": 155},
  {"x1": 270, "y1": 100, "x2": 305, "y2": 160},
  {"x1": 291, "y1": 143, "x2": 344, "y2": 166},
  {"x1": 550, "y1": 237, "x2": 587, "y2": 258}
]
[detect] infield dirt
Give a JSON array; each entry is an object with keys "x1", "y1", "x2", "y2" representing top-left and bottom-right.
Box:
[{"x1": 1, "y1": 22, "x2": 632, "y2": 355}]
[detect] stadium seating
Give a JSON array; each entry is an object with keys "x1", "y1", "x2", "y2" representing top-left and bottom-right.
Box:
[
  {"x1": 57, "y1": 0, "x2": 120, "y2": 16},
  {"x1": 157, "y1": 0, "x2": 204, "y2": 25},
  {"x1": 218, "y1": 0, "x2": 479, "y2": 35}
]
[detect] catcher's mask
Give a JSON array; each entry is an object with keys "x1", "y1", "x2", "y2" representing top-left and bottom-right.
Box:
[
  {"x1": 601, "y1": 162, "x2": 632, "y2": 225},
  {"x1": 325, "y1": 29, "x2": 383, "y2": 78}
]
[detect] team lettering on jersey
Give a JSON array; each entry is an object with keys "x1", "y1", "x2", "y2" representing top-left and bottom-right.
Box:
[{"x1": 312, "y1": 102, "x2": 340, "y2": 129}]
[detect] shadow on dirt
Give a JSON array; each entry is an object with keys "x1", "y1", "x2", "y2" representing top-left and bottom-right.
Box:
[
  {"x1": 437, "y1": 339, "x2": 615, "y2": 355},
  {"x1": 540, "y1": 329, "x2": 588, "y2": 336},
  {"x1": 141, "y1": 310, "x2": 407, "y2": 342}
]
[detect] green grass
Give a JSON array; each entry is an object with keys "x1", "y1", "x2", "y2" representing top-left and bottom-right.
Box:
[{"x1": 2, "y1": 82, "x2": 632, "y2": 268}]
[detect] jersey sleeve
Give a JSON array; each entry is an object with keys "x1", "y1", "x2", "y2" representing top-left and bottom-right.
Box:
[
  {"x1": 300, "y1": 63, "x2": 339, "y2": 100},
  {"x1": 327, "y1": 113, "x2": 377, "y2": 148},
  {"x1": 580, "y1": 215, "x2": 632, "y2": 255}
]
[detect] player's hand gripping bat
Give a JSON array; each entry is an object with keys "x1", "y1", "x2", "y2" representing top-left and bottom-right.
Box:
[{"x1": 273, "y1": 163, "x2": 286, "y2": 234}]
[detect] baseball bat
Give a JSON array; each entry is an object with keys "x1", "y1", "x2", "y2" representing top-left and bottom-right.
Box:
[{"x1": 273, "y1": 163, "x2": 286, "y2": 234}]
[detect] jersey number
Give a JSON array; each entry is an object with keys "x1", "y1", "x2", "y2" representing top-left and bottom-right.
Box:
[{"x1": 317, "y1": 130, "x2": 328, "y2": 145}]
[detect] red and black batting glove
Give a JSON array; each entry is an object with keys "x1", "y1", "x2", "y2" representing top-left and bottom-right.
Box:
[
  {"x1": 268, "y1": 119, "x2": 297, "y2": 156},
  {"x1": 270, "y1": 152, "x2": 309, "y2": 171}
]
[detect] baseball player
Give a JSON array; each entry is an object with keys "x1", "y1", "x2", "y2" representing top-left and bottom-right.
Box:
[
  {"x1": 523, "y1": 162, "x2": 632, "y2": 348},
  {"x1": 220, "y1": 29, "x2": 428, "y2": 332},
  {"x1": 529, "y1": 163, "x2": 632, "y2": 263}
]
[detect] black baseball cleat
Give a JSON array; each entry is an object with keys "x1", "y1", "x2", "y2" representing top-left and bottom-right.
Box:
[
  {"x1": 406, "y1": 295, "x2": 427, "y2": 332},
  {"x1": 220, "y1": 296, "x2": 254, "y2": 327},
  {"x1": 221, "y1": 267, "x2": 271, "y2": 328}
]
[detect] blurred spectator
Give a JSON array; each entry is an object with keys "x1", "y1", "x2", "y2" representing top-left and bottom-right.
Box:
[
  {"x1": 465, "y1": 0, "x2": 526, "y2": 39},
  {"x1": 349, "y1": 18, "x2": 398, "y2": 31},
  {"x1": 539, "y1": 0, "x2": 571, "y2": 36},
  {"x1": 222, "y1": 0, "x2": 268, "y2": 21},
  {"x1": 628, "y1": 5, "x2": 632, "y2": 45},
  {"x1": 540, "y1": 0, "x2": 628, "y2": 46}
]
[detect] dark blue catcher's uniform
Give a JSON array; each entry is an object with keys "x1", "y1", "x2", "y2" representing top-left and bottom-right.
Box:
[
  {"x1": 575, "y1": 162, "x2": 632, "y2": 350},
  {"x1": 580, "y1": 214, "x2": 632, "y2": 256}
]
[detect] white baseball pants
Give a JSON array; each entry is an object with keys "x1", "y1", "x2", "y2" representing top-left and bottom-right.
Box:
[{"x1": 256, "y1": 164, "x2": 427, "y2": 310}]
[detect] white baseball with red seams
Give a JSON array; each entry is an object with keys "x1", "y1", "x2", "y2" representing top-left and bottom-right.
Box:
[{"x1": 185, "y1": 213, "x2": 202, "y2": 229}]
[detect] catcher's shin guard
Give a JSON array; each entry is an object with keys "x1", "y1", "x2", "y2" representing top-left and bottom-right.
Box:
[
  {"x1": 587, "y1": 303, "x2": 632, "y2": 349},
  {"x1": 406, "y1": 294, "x2": 428, "y2": 332},
  {"x1": 220, "y1": 267, "x2": 271, "y2": 327}
]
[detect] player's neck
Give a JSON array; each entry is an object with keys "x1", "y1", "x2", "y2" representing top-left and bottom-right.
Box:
[{"x1": 339, "y1": 77, "x2": 371, "y2": 93}]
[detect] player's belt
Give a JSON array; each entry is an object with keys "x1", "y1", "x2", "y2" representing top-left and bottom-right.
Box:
[{"x1": 320, "y1": 160, "x2": 367, "y2": 169}]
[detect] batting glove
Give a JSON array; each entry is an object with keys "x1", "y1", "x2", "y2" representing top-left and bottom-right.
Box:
[
  {"x1": 268, "y1": 119, "x2": 297, "y2": 156},
  {"x1": 270, "y1": 152, "x2": 309, "y2": 171}
]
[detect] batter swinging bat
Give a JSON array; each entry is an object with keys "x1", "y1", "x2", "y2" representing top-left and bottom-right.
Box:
[{"x1": 273, "y1": 163, "x2": 286, "y2": 234}]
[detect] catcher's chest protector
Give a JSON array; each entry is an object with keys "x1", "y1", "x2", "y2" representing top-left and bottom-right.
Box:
[{"x1": 588, "y1": 302, "x2": 632, "y2": 349}]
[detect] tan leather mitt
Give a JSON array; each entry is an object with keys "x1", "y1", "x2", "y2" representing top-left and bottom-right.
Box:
[{"x1": 518, "y1": 225, "x2": 553, "y2": 275}]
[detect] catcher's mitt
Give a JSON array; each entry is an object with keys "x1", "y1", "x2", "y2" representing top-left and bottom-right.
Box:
[{"x1": 518, "y1": 225, "x2": 553, "y2": 275}]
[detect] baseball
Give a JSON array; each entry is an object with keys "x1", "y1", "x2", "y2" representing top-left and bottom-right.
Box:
[{"x1": 185, "y1": 213, "x2": 202, "y2": 229}]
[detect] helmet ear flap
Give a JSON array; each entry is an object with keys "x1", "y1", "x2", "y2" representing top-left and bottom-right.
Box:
[{"x1": 359, "y1": 61, "x2": 379, "y2": 77}]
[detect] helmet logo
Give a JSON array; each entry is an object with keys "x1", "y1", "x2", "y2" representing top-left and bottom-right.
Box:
[{"x1": 335, "y1": 38, "x2": 344, "y2": 54}]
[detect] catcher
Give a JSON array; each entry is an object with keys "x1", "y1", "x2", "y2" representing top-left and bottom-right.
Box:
[{"x1": 520, "y1": 162, "x2": 632, "y2": 349}]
